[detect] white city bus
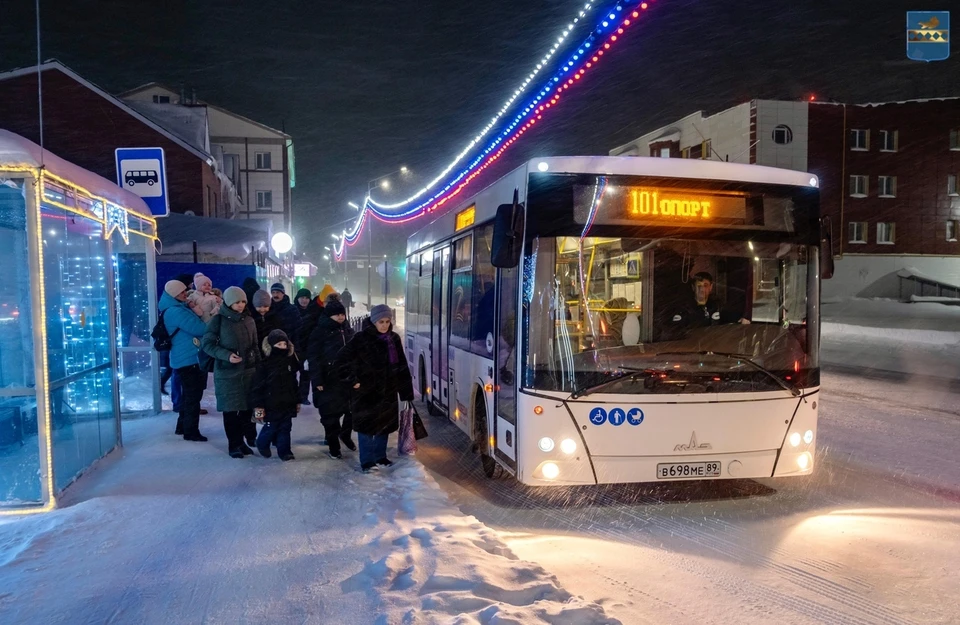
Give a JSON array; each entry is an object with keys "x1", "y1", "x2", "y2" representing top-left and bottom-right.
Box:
[{"x1": 404, "y1": 156, "x2": 832, "y2": 485}]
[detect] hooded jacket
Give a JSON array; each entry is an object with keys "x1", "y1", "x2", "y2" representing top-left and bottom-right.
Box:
[
  {"x1": 334, "y1": 318, "x2": 413, "y2": 436},
  {"x1": 307, "y1": 312, "x2": 355, "y2": 417},
  {"x1": 202, "y1": 302, "x2": 260, "y2": 412},
  {"x1": 296, "y1": 298, "x2": 323, "y2": 357},
  {"x1": 249, "y1": 336, "x2": 300, "y2": 416},
  {"x1": 159, "y1": 291, "x2": 209, "y2": 369}
]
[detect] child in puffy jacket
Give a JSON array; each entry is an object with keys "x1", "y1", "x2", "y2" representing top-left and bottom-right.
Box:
[
  {"x1": 250, "y1": 329, "x2": 301, "y2": 461},
  {"x1": 188, "y1": 273, "x2": 220, "y2": 323}
]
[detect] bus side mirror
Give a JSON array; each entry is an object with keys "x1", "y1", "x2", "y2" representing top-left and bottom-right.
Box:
[
  {"x1": 820, "y1": 217, "x2": 835, "y2": 280},
  {"x1": 492, "y1": 190, "x2": 524, "y2": 268}
]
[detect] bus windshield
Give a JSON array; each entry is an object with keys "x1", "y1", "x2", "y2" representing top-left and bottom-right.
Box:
[{"x1": 521, "y1": 235, "x2": 819, "y2": 395}]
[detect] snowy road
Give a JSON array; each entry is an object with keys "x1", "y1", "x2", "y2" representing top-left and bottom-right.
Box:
[{"x1": 415, "y1": 367, "x2": 960, "y2": 625}]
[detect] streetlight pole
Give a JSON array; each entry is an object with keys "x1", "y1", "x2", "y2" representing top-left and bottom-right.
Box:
[{"x1": 361, "y1": 166, "x2": 409, "y2": 311}]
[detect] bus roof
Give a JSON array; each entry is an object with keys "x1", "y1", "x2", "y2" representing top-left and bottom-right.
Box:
[{"x1": 406, "y1": 156, "x2": 818, "y2": 256}]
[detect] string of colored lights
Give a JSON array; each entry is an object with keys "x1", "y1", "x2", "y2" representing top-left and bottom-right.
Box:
[{"x1": 334, "y1": 0, "x2": 654, "y2": 259}]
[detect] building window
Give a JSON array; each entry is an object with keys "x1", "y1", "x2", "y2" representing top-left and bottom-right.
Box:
[
  {"x1": 772, "y1": 124, "x2": 793, "y2": 145},
  {"x1": 950, "y1": 129, "x2": 960, "y2": 151},
  {"x1": 152, "y1": 94, "x2": 171, "y2": 104},
  {"x1": 849, "y1": 129, "x2": 869, "y2": 151},
  {"x1": 681, "y1": 147, "x2": 691, "y2": 159},
  {"x1": 256, "y1": 190, "x2": 272, "y2": 210},
  {"x1": 702, "y1": 139, "x2": 712, "y2": 159},
  {"x1": 659, "y1": 147, "x2": 670, "y2": 158},
  {"x1": 878, "y1": 176, "x2": 897, "y2": 198},
  {"x1": 255, "y1": 152, "x2": 272, "y2": 170},
  {"x1": 947, "y1": 220, "x2": 958, "y2": 242},
  {"x1": 849, "y1": 175, "x2": 868, "y2": 197},
  {"x1": 877, "y1": 222, "x2": 895, "y2": 245},
  {"x1": 848, "y1": 221, "x2": 867, "y2": 244},
  {"x1": 879, "y1": 130, "x2": 898, "y2": 152},
  {"x1": 949, "y1": 174, "x2": 958, "y2": 196}
]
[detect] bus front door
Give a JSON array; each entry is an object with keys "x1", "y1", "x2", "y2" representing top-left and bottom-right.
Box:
[
  {"x1": 492, "y1": 265, "x2": 519, "y2": 472},
  {"x1": 431, "y1": 247, "x2": 451, "y2": 414}
]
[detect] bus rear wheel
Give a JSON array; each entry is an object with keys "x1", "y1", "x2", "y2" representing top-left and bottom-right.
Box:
[{"x1": 475, "y1": 394, "x2": 502, "y2": 479}]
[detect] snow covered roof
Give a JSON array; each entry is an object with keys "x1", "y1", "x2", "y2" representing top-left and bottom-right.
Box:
[
  {"x1": 0, "y1": 129, "x2": 152, "y2": 218},
  {"x1": 810, "y1": 97, "x2": 960, "y2": 108},
  {"x1": 0, "y1": 61, "x2": 215, "y2": 164},
  {"x1": 124, "y1": 101, "x2": 210, "y2": 153},
  {"x1": 156, "y1": 212, "x2": 272, "y2": 258}
]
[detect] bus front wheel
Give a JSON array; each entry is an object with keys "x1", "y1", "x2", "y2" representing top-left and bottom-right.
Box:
[{"x1": 474, "y1": 394, "x2": 502, "y2": 479}]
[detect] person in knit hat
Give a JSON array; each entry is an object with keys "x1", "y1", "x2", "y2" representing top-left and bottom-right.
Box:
[
  {"x1": 251, "y1": 329, "x2": 301, "y2": 461},
  {"x1": 264, "y1": 282, "x2": 302, "y2": 362},
  {"x1": 251, "y1": 289, "x2": 273, "y2": 344},
  {"x1": 294, "y1": 288, "x2": 322, "y2": 404},
  {"x1": 307, "y1": 298, "x2": 356, "y2": 458},
  {"x1": 202, "y1": 286, "x2": 260, "y2": 458},
  {"x1": 159, "y1": 279, "x2": 210, "y2": 441},
  {"x1": 188, "y1": 273, "x2": 220, "y2": 323},
  {"x1": 335, "y1": 304, "x2": 412, "y2": 472}
]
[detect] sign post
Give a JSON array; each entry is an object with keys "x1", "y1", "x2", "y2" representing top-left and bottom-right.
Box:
[{"x1": 115, "y1": 147, "x2": 170, "y2": 217}]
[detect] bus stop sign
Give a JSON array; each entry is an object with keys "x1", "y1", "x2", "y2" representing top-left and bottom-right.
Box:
[{"x1": 115, "y1": 147, "x2": 170, "y2": 217}]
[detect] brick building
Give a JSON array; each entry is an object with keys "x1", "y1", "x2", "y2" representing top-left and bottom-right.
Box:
[
  {"x1": 0, "y1": 61, "x2": 239, "y2": 219},
  {"x1": 611, "y1": 98, "x2": 960, "y2": 298}
]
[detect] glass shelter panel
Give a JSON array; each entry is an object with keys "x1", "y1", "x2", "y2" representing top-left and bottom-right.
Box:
[
  {"x1": 42, "y1": 205, "x2": 118, "y2": 490},
  {"x1": 116, "y1": 235, "x2": 153, "y2": 414},
  {"x1": 0, "y1": 179, "x2": 42, "y2": 504}
]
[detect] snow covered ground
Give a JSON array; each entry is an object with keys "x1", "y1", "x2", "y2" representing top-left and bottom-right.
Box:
[{"x1": 0, "y1": 403, "x2": 617, "y2": 625}]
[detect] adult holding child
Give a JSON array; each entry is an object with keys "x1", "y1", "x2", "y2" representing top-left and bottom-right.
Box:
[{"x1": 203, "y1": 286, "x2": 260, "y2": 458}]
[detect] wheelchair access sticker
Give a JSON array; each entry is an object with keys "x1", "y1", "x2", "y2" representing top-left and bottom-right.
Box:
[{"x1": 588, "y1": 407, "x2": 644, "y2": 426}]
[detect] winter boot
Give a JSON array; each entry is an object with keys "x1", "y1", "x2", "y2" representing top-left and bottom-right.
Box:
[
  {"x1": 229, "y1": 448, "x2": 245, "y2": 459},
  {"x1": 183, "y1": 432, "x2": 208, "y2": 442},
  {"x1": 280, "y1": 453, "x2": 295, "y2": 462},
  {"x1": 239, "y1": 443, "x2": 254, "y2": 456},
  {"x1": 376, "y1": 458, "x2": 394, "y2": 467},
  {"x1": 339, "y1": 434, "x2": 357, "y2": 452}
]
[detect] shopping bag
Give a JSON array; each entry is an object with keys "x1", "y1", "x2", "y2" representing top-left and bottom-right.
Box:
[
  {"x1": 398, "y1": 405, "x2": 417, "y2": 455},
  {"x1": 412, "y1": 407, "x2": 428, "y2": 440}
]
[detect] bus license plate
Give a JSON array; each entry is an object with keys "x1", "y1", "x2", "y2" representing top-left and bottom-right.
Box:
[{"x1": 657, "y1": 461, "x2": 721, "y2": 479}]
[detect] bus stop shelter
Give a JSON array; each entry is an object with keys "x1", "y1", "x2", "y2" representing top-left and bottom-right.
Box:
[{"x1": 0, "y1": 129, "x2": 158, "y2": 514}]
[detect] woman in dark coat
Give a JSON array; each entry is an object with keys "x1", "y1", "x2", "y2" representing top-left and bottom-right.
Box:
[
  {"x1": 307, "y1": 300, "x2": 356, "y2": 458},
  {"x1": 202, "y1": 286, "x2": 260, "y2": 458},
  {"x1": 335, "y1": 304, "x2": 413, "y2": 472}
]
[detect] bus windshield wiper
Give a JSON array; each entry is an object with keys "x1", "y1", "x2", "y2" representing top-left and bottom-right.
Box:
[
  {"x1": 569, "y1": 366, "x2": 663, "y2": 400},
  {"x1": 655, "y1": 351, "x2": 801, "y2": 397}
]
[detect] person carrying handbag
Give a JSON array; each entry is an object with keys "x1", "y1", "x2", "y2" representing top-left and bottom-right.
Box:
[{"x1": 335, "y1": 305, "x2": 414, "y2": 473}]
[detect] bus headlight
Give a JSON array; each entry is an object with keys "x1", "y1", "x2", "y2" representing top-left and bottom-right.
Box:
[
  {"x1": 560, "y1": 438, "x2": 577, "y2": 454},
  {"x1": 797, "y1": 451, "x2": 812, "y2": 470},
  {"x1": 789, "y1": 432, "x2": 802, "y2": 447},
  {"x1": 803, "y1": 430, "x2": 814, "y2": 444},
  {"x1": 542, "y1": 462, "x2": 560, "y2": 479},
  {"x1": 538, "y1": 437, "x2": 555, "y2": 452}
]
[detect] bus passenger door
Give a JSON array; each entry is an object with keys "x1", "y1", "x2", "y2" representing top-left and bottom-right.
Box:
[
  {"x1": 431, "y1": 247, "x2": 451, "y2": 414},
  {"x1": 492, "y1": 265, "x2": 519, "y2": 472}
]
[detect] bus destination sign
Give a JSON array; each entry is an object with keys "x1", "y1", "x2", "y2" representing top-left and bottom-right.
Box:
[{"x1": 575, "y1": 185, "x2": 748, "y2": 226}]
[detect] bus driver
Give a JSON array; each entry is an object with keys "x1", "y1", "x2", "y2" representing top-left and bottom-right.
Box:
[{"x1": 670, "y1": 271, "x2": 750, "y2": 331}]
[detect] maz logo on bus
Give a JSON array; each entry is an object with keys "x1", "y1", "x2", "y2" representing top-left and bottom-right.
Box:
[{"x1": 588, "y1": 407, "x2": 644, "y2": 426}]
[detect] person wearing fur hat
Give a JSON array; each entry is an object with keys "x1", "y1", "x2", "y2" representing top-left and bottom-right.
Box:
[
  {"x1": 307, "y1": 299, "x2": 356, "y2": 458},
  {"x1": 250, "y1": 329, "x2": 301, "y2": 461},
  {"x1": 335, "y1": 305, "x2": 413, "y2": 472},
  {"x1": 202, "y1": 286, "x2": 261, "y2": 458},
  {"x1": 294, "y1": 288, "x2": 322, "y2": 404},
  {"x1": 159, "y1": 279, "x2": 210, "y2": 441}
]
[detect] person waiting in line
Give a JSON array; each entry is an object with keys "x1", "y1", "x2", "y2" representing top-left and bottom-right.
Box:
[
  {"x1": 264, "y1": 283, "x2": 302, "y2": 350},
  {"x1": 251, "y1": 329, "x2": 300, "y2": 461},
  {"x1": 669, "y1": 271, "x2": 750, "y2": 334},
  {"x1": 251, "y1": 290, "x2": 273, "y2": 344},
  {"x1": 335, "y1": 305, "x2": 414, "y2": 473},
  {"x1": 159, "y1": 279, "x2": 209, "y2": 441},
  {"x1": 203, "y1": 287, "x2": 260, "y2": 458},
  {"x1": 295, "y1": 288, "x2": 322, "y2": 405},
  {"x1": 307, "y1": 298, "x2": 356, "y2": 459}
]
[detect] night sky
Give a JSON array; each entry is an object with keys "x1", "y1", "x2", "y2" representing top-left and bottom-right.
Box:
[{"x1": 1, "y1": 0, "x2": 956, "y2": 259}]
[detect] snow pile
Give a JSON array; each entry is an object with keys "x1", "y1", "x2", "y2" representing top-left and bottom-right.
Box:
[
  {"x1": 0, "y1": 413, "x2": 617, "y2": 624},
  {"x1": 348, "y1": 461, "x2": 618, "y2": 624}
]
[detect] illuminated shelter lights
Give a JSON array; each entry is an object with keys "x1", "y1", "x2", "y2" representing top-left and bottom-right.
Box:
[
  {"x1": 334, "y1": 0, "x2": 655, "y2": 259},
  {"x1": 0, "y1": 165, "x2": 153, "y2": 515}
]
